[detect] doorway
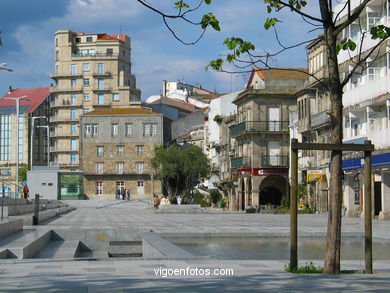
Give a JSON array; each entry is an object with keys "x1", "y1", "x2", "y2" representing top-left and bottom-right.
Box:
[{"x1": 374, "y1": 181, "x2": 382, "y2": 216}]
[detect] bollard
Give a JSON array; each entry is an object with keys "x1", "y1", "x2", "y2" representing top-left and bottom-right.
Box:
[{"x1": 32, "y1": 194, "x2": 40, "y2": 225}]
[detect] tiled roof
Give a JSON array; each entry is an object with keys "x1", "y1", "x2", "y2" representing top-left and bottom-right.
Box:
[
  {"x1": 254, "y1": 67, "x2": 308, "y2": 80},
  {"x1": 84, "y1": 108, "x2": 158, "y2": 116},
  {"x1": 1, "y1": 87, "x2": 50, "y2": 114}
]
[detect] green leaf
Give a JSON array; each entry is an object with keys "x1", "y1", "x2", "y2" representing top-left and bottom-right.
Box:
[
  {"x1": 336, "y1": 39, "x2": 357, "y2": 54},
  {"x1": 264, "y1": 17, "x2": 280, "y2": 30},
  {"x1": 206, "y1": 58, "x2": 224, "y2": 71},
  {"x1": 201, "y1": 13, "x2": 220, "y2": 31},
  {"x1": 204, "y1": 0, "x2": 212, "y2": 4},
  {"x1": 174, "y1": 1, "x2": 189, "y2": 8},
  {"x1": 370, "y1": 25, "x2": 390, "y2": 40}
]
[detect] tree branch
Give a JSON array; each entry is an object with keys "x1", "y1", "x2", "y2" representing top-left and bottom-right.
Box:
[
  {"x1": 334, "y1": 0, "x2": 371, "y2": 36},
  {"x1": 275, "y1": 0, "x2": 324, "y2": 23}
]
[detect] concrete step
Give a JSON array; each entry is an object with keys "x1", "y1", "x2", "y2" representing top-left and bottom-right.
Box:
[
  {"x1": 0, "y1": 229, "x2": 52, "y2": 259},
  {"x1": 0, "y1": 219, "x2": 23, "y2": 239},
  {"x1": 108, "y1": 240, "x2": 142, "y2": 257},
  {"x1": 35, "y1": 240, "x2": 80, "y2": 259}
]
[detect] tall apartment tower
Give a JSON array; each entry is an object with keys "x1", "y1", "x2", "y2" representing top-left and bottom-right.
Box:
[{"x1": 50, "y1": 29, "x2": 141, "y2": 169}]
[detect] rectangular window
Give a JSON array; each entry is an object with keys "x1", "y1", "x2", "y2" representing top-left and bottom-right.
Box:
[
  {"x1": 116, "y1": 162, "x2": 124, "y2": 174},
  {"x1": 96, "y1": 182, "x2": 103, "y2": 195},
  {"x1": 98, "y1": 63, "x2": 104, "y2": 74},
  {"x1": 136, "y1": 145, "x2": 143, "y2": 156},
  {"x1": 70, "y1": 153, "x2": 77, "y2": 164},
  {"x1": 92, "y1": 124, "x2": 99, "y2": 136},
  {"x1": 98, "y1": 78, "x2": 104, "y2": 90},
  {"x1": 70, "y1": 64, "x2": 77, "y2": 74},
  {"x1": 143, "y1": 123, "x2": 150, "y2": 136},
  {"x1": 83, "y1": 63, "x2": 90, "y2": 71},
  {"x1": 70, "y1": 139, "x2": 77, "y2": 151},
  {"x1": 70, "y1": 124, "x2": 77, "y2": 135},
  {"x1": 122, "y1": 50, "x2": 126, "y2": 57},
  {"x1": 55, "y1": 38, "x2": 58, "y2": 47},
  {"x1": 83, "y1": 78, "x2": 90, "y2": 86},
  {"x1": 70, "y1": 109, "x2": 77, "y2": 120},
  {"x1": 126, "y1": 123, "x2": 133, "y2": 136},
  {"x1": 83, "y1": 93, "x2": 90, "y2": 101},
  {"x1": 86, "y1": 36, "x2": 93, "y2": 42},
  {"x1": 83, "y1": 108, "x2": 89, "y2": 114},
  {"x1": 97, "y1": 146, "x2": 104, "y2": 157},
  {"x1": 85, "y1": 124, "x2": 91, "y2": 136},
  {"x1": 70, "y1": 94, "x2": 77, "y2": 105},
  {"x1": 106, "y1": 48, "x2": 113, "y2": 56},
  {"x1": 18, "y1": 116, "x2": 24, "y2": 160},
  {"x1": 112, "y1": 93, "x2": 120, "y2": 101},
  {"x1": 117, "y1": 145, "x2": 124, "y2": 156},
  {"x1": 121, "y1": 65, "x2": 125, "y2": 72},
  {"x1": 136, "y1": 162, "x2": 144, "y2": 174},
  {"x1": 368, "y1": 67, "x2": 381, "y2": 81},
  {"x1": 71, "y1": 79, "x2": 77, "y2": 88},
  {"x1": 96, "y1": 162, "x2": 104, "y2": 174},
  {"x1": 152, "y1": 124, "x2": 157, "y2": 135},
  {"x1": 112, "y1": 124, "x2": 119, "y2": 136},
  {"x1": 0, "y1": 169, "x2": 11, "y2": 175},
  {"x1": 0, "y1": 116, "x2": 11, "y2": 161},
  {"x1": 98, "y1": 93, "x2": 104, "y2": 105}
]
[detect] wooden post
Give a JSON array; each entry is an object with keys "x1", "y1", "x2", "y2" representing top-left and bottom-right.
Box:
[
  {"x1": 364, "y1": 140, "x2": 373, "y2": 274},
  {"x1": 290, "y1": 139, "x2": 298, "y2": 270}
]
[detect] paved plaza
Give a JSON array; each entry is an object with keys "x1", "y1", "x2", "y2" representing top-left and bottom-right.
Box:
[{"x1": 1, "y1": 199, "x2": 390, "y2": 292}]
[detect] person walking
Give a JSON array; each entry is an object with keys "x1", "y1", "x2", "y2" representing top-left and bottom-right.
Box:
[
  {"x1": 121, "y1": 188, "x2": 126, "y2": 200},
  {"x1": 116, "y1": 188, "x2": 121, "y2": 200},
  {"x1": 126, "y1": 189, "x2": 131, "y2": 201}
]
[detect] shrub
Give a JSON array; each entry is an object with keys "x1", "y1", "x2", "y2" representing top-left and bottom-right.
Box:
[
  {"x1": 193, "y1": 191, "x2": 210, "y2": 207},
  {"x1": 285, "y1": 261, "x2": 323, "y2": 274},
  {"x1": 210, "y1": 189, "x2": 222, "y2": 205}
]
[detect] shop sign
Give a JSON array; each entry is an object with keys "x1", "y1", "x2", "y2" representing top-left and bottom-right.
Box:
[
  {"x1": 252, "y1": 168, "x2": 288, "y2": 176},
  {"x1": 307, "y1": 170, "x2": 323, "y2": 183}
]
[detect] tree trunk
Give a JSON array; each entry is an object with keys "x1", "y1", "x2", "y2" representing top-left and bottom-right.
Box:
[{"x1": 323, "y1": 22, "x2": 344, "y2": 274}]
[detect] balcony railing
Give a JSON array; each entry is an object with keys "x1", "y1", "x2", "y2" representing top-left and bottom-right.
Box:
[
  {"x1": 50, "y1": 116, "x2": 79, "y2": 123},
  {"x1": 261, "y1": 155, "x2": 289, "y2": 167},
  {"x1": 50, "y1": 86, "x2": 83, "y2": 93},
  {"x1": 230, "y1": 121, "x2": 289, "y2": 136},
  {"x1": 92, "y1": 71, "x2": 111, "y2": 76},
  {"x1": 50, "y1": 131, "x2": 79, "y2": 137},
  {"x1": 50, "y1": 162, "x2": 79, "y2": 167},
  {"x1": 311, "y1": 110, "x2": 330, "y2": 128},
  {"x1": 50, "y1": 100, "x2": 83, "y2": 107},
  {"x1": 92, "y1": 85, "x2": 112, "y2": 91},
  {"x1": 49, "y1": 146, "x2": 78, "y2": 153},
  {"x1": 50, "y1": 72, "x2": 83, "y2": 79},
  {"x1": 72, "y1": 53, "x2": 119, "y2": 58},
  {"x1": 231, "y1": 156, "x2": 251, "y2": 168}
]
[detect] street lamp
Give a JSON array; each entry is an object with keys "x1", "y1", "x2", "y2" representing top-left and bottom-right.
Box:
[
  {"x1": 30, "y1": 116, "x2": 47, "y2": 169},
  {"x1": 37, "y1": 125, "x2": 50, "y2": 166},
  {"x1": 1, "y1": 96, "x2": 29, "y2": 197},
  {"x1": 0, "y1": 63, "x2": 13, "y2": 72}
]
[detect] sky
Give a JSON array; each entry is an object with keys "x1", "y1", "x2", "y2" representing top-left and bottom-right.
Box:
[{"x1": 0, "y1": 0, "x2": 322, "y2": 100}]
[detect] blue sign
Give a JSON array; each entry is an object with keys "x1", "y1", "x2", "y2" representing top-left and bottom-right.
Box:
[{"x1": 342, "y1": 152, "x2": 390, "y2": 171}]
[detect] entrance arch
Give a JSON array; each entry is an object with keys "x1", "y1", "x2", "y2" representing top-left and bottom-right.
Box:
[{"x1": 259, "y1": 175, "x2": 287, "y2": 206}]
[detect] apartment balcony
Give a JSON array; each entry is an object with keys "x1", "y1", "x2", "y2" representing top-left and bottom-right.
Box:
[
  {"x1": 71, "y1": 53, "x2": 119, "y2": 59},
  {"x1": 344, "y1": 128, "x2": 390, "y2": 150},
  {"x1": 311, "y1": 110, "x2": 331, "y2": 128},
  {"x1": 50, "y1": 100, "x2": 83, "y2": 108},
  {"x1": 92, "y1": 101, "x2": 112, "y2": 107},
  {"x1": 231, "y1": 156, "x2": 251, "y2": 169},
  {"x1": 49, "y1": 146, "x2": 78, "y2": 153},
  {"x1": 50, "y1": 116, "x2": 79, "y2": 123},
  {"x1": 92, "y1": 85, "x2": 112, "y2": 92},
  {"x1": 230, "y1": 121, "x2": 289, "y2": 137},
  {"x1": 92, "y1": 71, "x2": 111, "y2": 77},
  {"x1": 260, "y1": 155, "x2": 289, "y2": 167},
  {"x1": 50, "y1": 72, "x2": 83, "y2": 79},
  {"x1": 50, "y1": 131, "x2": 79, "y2": 138},
  {"x1": 50, "y1": 86, "x2": 83, "y2": 93},
  {"x1": 50, "y1": 161, "x2": 79, "y2": 168},
  {"x1": 343, "y1": 74, "x2": 390, "y2": 108}
]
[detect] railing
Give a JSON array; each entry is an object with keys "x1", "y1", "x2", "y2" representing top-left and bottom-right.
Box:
[
  {"x1": 92, "y1": 71, "x2": 111, "y2": 76},
  {"x1": 72, "y1": 53, "x2": 119, "y2": 58},
  {"x1": 92, "y1": 102, "x2": 111, "y2": 107},
  {"x1": 50, "y1": 162, "x2": 79, "y2": 167},
  {"x1": 50, "y1": 100, "x2": 83, "y2": 107},
  {"x1": 261, "y1": 155, "x2": 289, "y2": 167},
  {"x1": 50, "y1": 86, "x2": 83, "y2": 93},
  {"x1": 51, "y1": 116, "x2": 79, "y2": 122},
  {"x1": 50, "y1": 146, "x2": 78, "y2": 152},
  {"x1": 230, "y1": 121, "x2": 289, "y2": 136},
  {"x1": 92, "y1": 85, "x2": 112, "y2": 91},
  {"x1": 311, "y1": 110, "x2": 330, "y2": 128},
  {"x1": 231, "y1": 156, "x2": 251, "y2": 168},
  {"x1": 50, "y1": 131, "x2": 79, "y2": 137},
  {"x1": 50, "y1": 72, "x2": 83, "y2": 78}
]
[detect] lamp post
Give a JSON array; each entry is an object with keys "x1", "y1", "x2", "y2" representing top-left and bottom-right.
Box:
[
  {"x1": 0, "y1": 63, "x2": 13, "y2": 72},
  {"x1": 30, "y1": 116, "x2": 47, "y2": 169},
  {"x1": 1, "y1": 96, "x2": 28, "y2": 197},
  {"x1": 37, "y1": 125, "x2": 50, "y2": 165}
]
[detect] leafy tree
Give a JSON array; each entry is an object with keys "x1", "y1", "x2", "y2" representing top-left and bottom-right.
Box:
[
  {"x1": 138, "y1": 0, "x2": 389, "y2": 274},
  {"x1": 151, "y1": 144, "x2": 210, "y2": 199},
  {"x1": 18, "y1": 165, "x2": 29, "y2": 184}
]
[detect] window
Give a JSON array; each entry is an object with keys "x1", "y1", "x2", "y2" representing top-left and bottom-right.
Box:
[
  {"x1": 152, "y1": 124, "x2": 157, "y2": 135},
  {"x1": 136, "y1": 162, "x2": 144, "y2": 174},
  {"x1": 86, "y1": 36, "x2": 93, "y2": 42},
  {"x1": 83, "y1": 78, "x2": 90, "y2": 86},
  {"x1": 18, "y1": 116, "x2": 24, "y2": 160},
  {"x1": 106, "y1": 48, "x2": 113, "y2": 56},
  {"x1": 83, "y1": 93, "x2": 90, "y2": 101},
  {"x1": 122, "y1": 50, "x2": 126, "y2": 57},
  {"x1": 70, "y1": 109, "x2": 77, "y2": 120},
  {"x1": 70, "y1": 94, "x2": 77, "y2": 105},
  {"x1": 121, "y1": 65, "x2": 125, "y2": 72},
  {"x1": 83, "y1": 108, "x2": 89, "y2": 114},
  {"x1": 112, "y1": 93, "x2": 120, "y2": 101},
  {"x1": 70, "y1": 139, "x2": 77, "y2": 151},
  {"x1": 367, "y1": 12, "x2": 380, "y2": 31},
  {"x1": 97, "y1": 146, "x2": 104, "y2": 156},
  {"x1": 143, "y1": 123, "x2": 150, "y2": 136},
  {"x1": 70, "y1": 153, "x2": 77, "y2": 164},
  {"x1": 92, "y1": 124, "x2": 99, "y2": 136},
  {"x1": 75, "y1": 37, "x2": 81, "y2": 43},
  {"x1": 112, "y1": 124, "x2": 119, "y2": 136},
  {"x1": 96, "y1": 162, "x2": 104, "y2": 174},
  {"x1": 55, "y1": 51, "x2": 59, "y2": 60},
  {"x1": 70, "y1": 124, "x2": 77, "y2": 135},
  {"x1": 55, "y1": 65, "x2": 59, "y2": 74},
  {"x1": 70, "y1": 64, "x2": 77, "y2": 74},
  {"x1": 96, "y1": 182, "x2": 103, "y2": 195},
  {"x1": 368, "y1": 67, "x2": 381, "y2": 81},
  {"x1": 98, "y1": 78, "x2": 104, "y2": 89},
  {"x1": 55, "y1": 38, "x2": 58, "y2": 47},
  {"x1": 85, "y1": 124, "x2": 91, "y2": 136},
  {"x1": 117, "y1": 145, "x2": 124, "y2": 156},
  {"x1": 98, "y1": 93, "x2": 104, "y2": 104},
  {"x1": 71, "y1": 79, "x2": 77, "y2": 88},
  {"x1": 0, "y1": 169, "x2": 11, "y2": 175},
  {"x1": 116, "y1": 162, "x2": 124, "y2": 174},
  {"x1": 98, "y1": 63, "x2": 104, "y2": 74},
  {"x1": 83, "y1": 63, "x2": 90, "y2": 71},
  {"x1": 137, "y1": 181, "x2": 144, "y2": 187},
  {"x1": 126, "y1": 123, "x2": 133, "y2": 136},
  {"x1": 116, "y1": 181, "x2": 125, "y2": 192},
  {"x1": 136, "y1": 145, "x2": 143, "y2": 156}
]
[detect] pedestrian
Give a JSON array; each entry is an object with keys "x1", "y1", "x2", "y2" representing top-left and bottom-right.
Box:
[
  {"x1": 116, "y1": 188, "x2": 121, "y2": 200},
  {"x1": 153, "y1": 194, "x2": 160, "y2": 209},
  {"x1": 22, "y1": 184, "x2": 29, "y2": 200},
  {"x1": 121, "y1": 188, "x2": 126, "y2": 200},
  {"x1": 126, "y1": 189, "x2": 131, "y2": 200}
]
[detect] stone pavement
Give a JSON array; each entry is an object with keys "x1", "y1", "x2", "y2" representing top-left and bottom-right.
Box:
[{"x1": 0, "y1": 199, "x2": 390, "y2": 292}]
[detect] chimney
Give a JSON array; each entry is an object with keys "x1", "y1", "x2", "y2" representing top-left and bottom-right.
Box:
[{"x1": 8, "y1": 86, "x2": 13, "y2": 94}]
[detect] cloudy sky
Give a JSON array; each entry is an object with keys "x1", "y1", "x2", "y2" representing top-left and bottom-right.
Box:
[{"x1": 0, "y1": 0, "x2": 321, "y2": 100}]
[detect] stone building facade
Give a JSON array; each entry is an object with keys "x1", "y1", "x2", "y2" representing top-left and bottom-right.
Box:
[{"x1": 79, "y1": 108, "x2": 163, "y2": 200}]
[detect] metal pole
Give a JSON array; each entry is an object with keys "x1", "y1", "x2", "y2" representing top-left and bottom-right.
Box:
[
  {"x1": 15, "y1": 98, "x2": 19, "y2": 199},
  {"x1": 364, "y1": 140, "x2": 373, "y2": 274},
  {"x1": 290, "y1": 138, "x2": 298, "y2": 270},
  {"x1": 30, "y1": 116, "x2": 34, "y2": 169},
  {"x1": 1, "y1": 181, "x2": 4, "y2": 220}
]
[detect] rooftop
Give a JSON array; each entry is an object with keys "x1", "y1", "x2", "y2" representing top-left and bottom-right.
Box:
[
  {"x1": 1, "y1": 87, "x2": 50, "y2": 114},
  {"x1": 83, "y1": 108, "x2": 158, "y2": 116}
]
